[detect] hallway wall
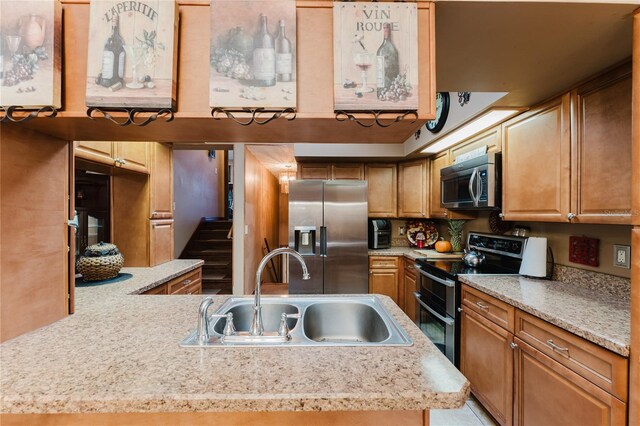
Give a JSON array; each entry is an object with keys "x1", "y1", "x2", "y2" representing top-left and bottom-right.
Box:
[{"x1": 173, "y1": 150, "x2": 225, "y2": 257}]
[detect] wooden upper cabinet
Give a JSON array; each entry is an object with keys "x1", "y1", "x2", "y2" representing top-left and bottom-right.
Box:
[
  {"x1": 571, "y1": 66, "x2": 632, "y2": 224},
  {"x1": 450, "y1": 125, "x2": 502, "y2": 163},
  {"x1": 331, "y1": 163, "x2": 364, "y2": 180},
  {"x1": 502, "y1": 94, "x2": 572, "y2": 222},
  {"x1": 366, "y1": 164, "x2": 397, "y2": 217},
  {"x1": 297, "y1": 163, "x2": 331, "y2": 180},
  {"x1": 398, "y1": 159, "x2": 429, "y2": 218},
  {"x1": 75, "y1": 141, "x2": 114, "y2": 166},
  {"x1": 114, "y1": 142, "x2": 149, "y2": 174},
  {"x1": 150, "y1": 143, "x2": 174, "y2": 219},
  {"x1": 428, "y1": 151, "x2": 450, "y2": 219}
]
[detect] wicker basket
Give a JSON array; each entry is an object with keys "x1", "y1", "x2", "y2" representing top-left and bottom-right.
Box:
[{"x1": 76, "y1": 242, "x2": 124, "y2": 281}]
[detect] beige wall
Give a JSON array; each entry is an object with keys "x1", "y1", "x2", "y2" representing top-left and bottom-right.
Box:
[
  {"x1": 434, "y1": 212, "x2": 632, "y2": 278},
  {"x1": 244, "y1": 149, "x2": 280, "y2": 294},
  {"x1": 173, "y1": 150, "x2": 224, "y2": 258},
  {"x1": 1, "y1": 125, "x2": 69, "y2": 342}
]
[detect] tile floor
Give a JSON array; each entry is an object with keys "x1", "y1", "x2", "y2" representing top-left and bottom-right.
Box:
[{"x1": 431, "y1": 396, "x2": 497, "y2": 426}]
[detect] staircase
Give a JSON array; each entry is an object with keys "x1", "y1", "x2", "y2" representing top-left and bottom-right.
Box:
[{"x1": 180, "y1": 218, "x2": 232, "y2": 294}]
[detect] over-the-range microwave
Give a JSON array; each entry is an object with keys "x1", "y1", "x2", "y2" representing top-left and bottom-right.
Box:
[{"x1": 440, "y1": 153, "x2": 501, "y2": 209}]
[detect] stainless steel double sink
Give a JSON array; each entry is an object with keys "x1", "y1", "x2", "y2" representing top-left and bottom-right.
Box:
[{"x1": 180, "y1": 295, "x2": 413, "y2": 347}]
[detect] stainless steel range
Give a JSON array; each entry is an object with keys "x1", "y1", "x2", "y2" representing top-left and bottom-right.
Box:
[{"x1": 413, "y1": 232, "x2": 527, "y2": 366}]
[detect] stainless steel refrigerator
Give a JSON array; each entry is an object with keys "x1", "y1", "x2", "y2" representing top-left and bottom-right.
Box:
[{"x1": 288, "y1": 180, "x2": 368, "y2": 294}]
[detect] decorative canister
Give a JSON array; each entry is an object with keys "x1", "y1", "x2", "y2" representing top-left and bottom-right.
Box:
[
  {"x1": 19, "y1": 14, "x2": 46, "y2": 50},
  {"x1": 76, "y1": 242, "x2": 124, "y2": 281}
]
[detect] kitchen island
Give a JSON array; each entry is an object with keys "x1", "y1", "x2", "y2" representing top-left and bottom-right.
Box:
[{"x1": 1, "y1": 260, "x2": 469, "y2": 425}]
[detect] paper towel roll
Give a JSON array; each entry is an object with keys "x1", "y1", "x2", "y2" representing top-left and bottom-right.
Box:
[{"x1": 519, "y1": 237, "x2": 548, "y2": 278}]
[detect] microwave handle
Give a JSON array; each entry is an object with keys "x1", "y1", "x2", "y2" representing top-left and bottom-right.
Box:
[
  {"x1": 468, "y1": 168, "x2": 478, "y2": 207},
  {"x1": 476, "y1": 169, "x2": 484, "y2": 206},
  {"x1": 413, "y1": 292, "x2": 455, "y2": 326}
]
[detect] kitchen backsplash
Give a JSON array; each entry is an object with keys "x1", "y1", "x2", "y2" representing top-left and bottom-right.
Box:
[
  {"x1": 553, "y1": 264, "x2": 630, "y2": 298},
  {"x1": 388, "y1": 214, "x2": 631, "y2": 279}
]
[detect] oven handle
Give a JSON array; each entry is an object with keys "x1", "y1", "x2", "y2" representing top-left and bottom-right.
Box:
[
  {"x1": 415, "y1": 265, "x2": 456, "y2": 288},
  {"x1": 413, "y1": 292, "x2": 455, "y2": 326}
]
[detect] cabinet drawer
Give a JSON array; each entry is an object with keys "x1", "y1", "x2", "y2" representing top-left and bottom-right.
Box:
[
  {"x1": 515, "y1": 310, "x2": 628, "y2": 402},
  {"x1": 143, "y1": 283, "x2": 168, "y2": 295},
  {"x1": 369, "y1": 256, "x2": 399, "y2": 269},
  {"x1": 404, "y1": 260, "x2": 417, "y2": 277},
  {"x1": 462, "y1": 285, "x2": 515, "y2": 332},
  {"x1": 168, "y1": 269, "x2": 202, "y2": 294}
]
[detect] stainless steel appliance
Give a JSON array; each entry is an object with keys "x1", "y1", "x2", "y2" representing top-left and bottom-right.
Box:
[
  {"x1": 413, "y1": 232, "x2": 527, "y2": 366},
  {"x1": 440, "y1": 153, "x2": 501, "y2": 209},
  {"x1": 368, "y1": 219, "x2": 391, "y2": 249},
  {"x1": 288, "y1": 180, "x2": 368, "y2": 294}
]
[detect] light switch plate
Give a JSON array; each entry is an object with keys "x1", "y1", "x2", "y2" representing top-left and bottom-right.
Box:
[{"x1": 613, "y1": 245, "x2": 630, "y2": 269}]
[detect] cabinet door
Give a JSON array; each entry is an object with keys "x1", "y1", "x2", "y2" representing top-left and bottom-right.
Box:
[
  {"x1": 572, "y1": 70, "x2": 632, "y2": 224},
  {"x1": 403, "y1": 266, "x2": 418, "y2": 323},
  {"x1": 460, "y1": 307, "x2": 514, "y2": 426},
  {"x1": 297, "y1": 163, "x2": 331, "y2": 180},
  {"x1": 366, "y1": 163, "x2": 397, "y2": 217},
  {"x1": 114, "y1": 142, "x2": 149, "y2": 174},
  {"x1": 450, "y1": 125, "x2": 502, "y2": 163},
  {"x1": 514, "y1": 338, "x2": 626, "y2": 426},
  {"x1": 369, "y1": 269, "x2": 399, "y2": 303},
  {"x1": 150, "y1": 143, "x2": 173, "y2": 219},
  {"x1": 502, "y1": 94, "x2": 571, "y2": 222},
  {"x1": 150, "y1": 219, "x2": 174, "y2": 266},
  {"x1": 428, "y1": 151, "x2": 449, "y2": 219},
  {"x1": 74, "y1": 141, "x2": 114, "y2": 165},
  {"x1": 331, "y1": 163, "x2": 364, "y2": 180},
  {"x1": 398, "y1": 159, "x2": 428, "y2": 218}
]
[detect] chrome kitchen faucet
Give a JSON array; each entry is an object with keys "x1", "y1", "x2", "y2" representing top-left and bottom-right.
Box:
[{"x1": 250, "y1": 247, "x2": 310, "y2": 336}]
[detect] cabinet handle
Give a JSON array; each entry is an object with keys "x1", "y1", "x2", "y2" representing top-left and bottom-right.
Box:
[
  {"x1": 183, "y1": 279, "x2": 192, "y2": 286},
  {"x1": 498, "y1": 212, "x2": 504, "y2": 218},
  {"x1": 510, "y1": 342, "x2": 518, "y2": 350},
  {"x1": 476, "y1": 301, "x2": 489, "y2": 311},
  {"x1": 546, "y1": 339, "x2": 570, "y2": 355},
  {"x1": 457, "y1": 307, "x2": 463, "y2": 313},
  {"x1": 567, "y1": 212, "x2": 576, "y2": 221},
  {"x1": 369, "y1": 271, "x2": 373, "y2": 275}
]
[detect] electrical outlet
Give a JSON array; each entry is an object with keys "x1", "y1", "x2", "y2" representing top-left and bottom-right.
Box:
[
  {"x1": 613, "y1": 245, "x2": 630, "y2": 269},
  {"x1": 399, "y1": 226, "x2": 405, "y2": 236}
]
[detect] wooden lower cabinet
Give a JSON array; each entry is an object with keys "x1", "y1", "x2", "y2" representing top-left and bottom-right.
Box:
[
  {"x1": 513, "y1": 338, "x2": 626, "y2": 426},
  {"x1": 403, "y1": 260, "x2": 418, "y2": 323},
  {"x1": 150, "y1": 219, "x2": 174, "y2": 266},
  {"x1": 461, "y1": 284, "x2": 629, "y2": 426},
  {"x1": 460, "y1": 307, "x2": 514, "y2": 426},
  {"x1": 368, "y1": 256, "x2": 399, "y2": 303},
  {"x1": 142, "y1": 268, "x2": 202, "y2": 295}
]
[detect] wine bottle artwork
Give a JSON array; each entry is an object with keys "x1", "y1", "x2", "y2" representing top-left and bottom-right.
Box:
[
  {"x1": 85, "y1": 0, "x2": 178, "y2": 109},
  {"x1": 252, "y1": 14, "x2": 276, "y2": 87},
  {"x1": 210, "y1": 0, "x2": 296, "y2": 109},
  {"x1": 333, "y1": 3, "x2": 418, "y2": 111},
  {"x1": 0, "y1": 0, "x2": 62, "y2": 109},
  {"x1": 275, "y1": 19, "x2": 292, "y2": 82}
]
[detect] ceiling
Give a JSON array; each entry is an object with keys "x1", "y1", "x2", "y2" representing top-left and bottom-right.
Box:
[
  {"x1": 246, "y1": 145, "x2": 297, "y2": 178},
  {"x1": 435, "y1": 2, "x2": 635, "y2": 107}
]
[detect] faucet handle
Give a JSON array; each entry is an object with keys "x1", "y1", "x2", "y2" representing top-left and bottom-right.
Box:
[
  {"x1": 277, "y1": 313, "x2": 301, "y2": 338},
  {"x1": 211, "y1": 312, "x2": 237, "y2": 336}
]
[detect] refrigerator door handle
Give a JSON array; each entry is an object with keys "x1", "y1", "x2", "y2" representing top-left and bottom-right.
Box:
[{"x1": 320, "y1": 226, "x2": 327, "y2": 257}]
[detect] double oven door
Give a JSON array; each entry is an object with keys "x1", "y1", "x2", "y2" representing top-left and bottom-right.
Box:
[{"x1": 414, "y1": 264, "x2": 459, "y2": 366}]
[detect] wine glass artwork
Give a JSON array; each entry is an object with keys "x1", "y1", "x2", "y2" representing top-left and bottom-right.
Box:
[
  {"x1": 123, "y1": 44, "x2": 145, "y2": 89},
  {"x1": 353, "y1": 51, "x2": 374, "y2": 95},
  {"x1": 5, "y1": 36, "x2": 22, "y2": 71}
]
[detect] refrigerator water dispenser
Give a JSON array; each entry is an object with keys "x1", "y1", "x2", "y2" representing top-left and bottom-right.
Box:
[{"x1": 294, "y1": 226, "x2": 316, "y2": 255}]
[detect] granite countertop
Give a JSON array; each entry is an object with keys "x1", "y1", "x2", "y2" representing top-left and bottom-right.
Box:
[
  {"x1": 1, "y1": 259, "x2": 469, "y2": 414},
  {"x1": 368, "y1": 247, "x2": 423, "y2": 260},
  {"x1": 459, "y1": 275, "x2": 630, "y2": 357}
]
